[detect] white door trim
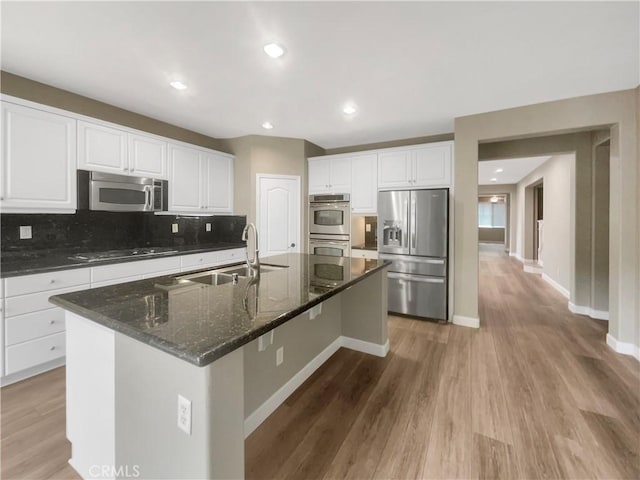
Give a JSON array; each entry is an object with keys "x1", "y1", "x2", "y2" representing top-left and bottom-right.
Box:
[{"x1": 256, "y1": 173, "x2": 301, "y2": 256}]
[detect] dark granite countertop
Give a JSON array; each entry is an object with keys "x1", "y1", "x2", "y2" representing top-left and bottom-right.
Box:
[
  {"x1": 50, "y1": 253, "x2": 389, "y2": 367},
  {"x1": 0, "y1": 242, "x2": 246, "y2": 278}
]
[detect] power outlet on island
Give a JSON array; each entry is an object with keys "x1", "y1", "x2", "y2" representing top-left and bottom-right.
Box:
[
  {"x1": 205, "y1": 223, "x2": 212, "y2": 232},
  {"x1": 171, "y1": 223, "x2": 179, "y2": 234},
  {"x1": 177, "y1": 394, "x2": 192, "y2": 435},
  {"x1": 276, "y1": 347, "x2": 284, "y2": 366}
]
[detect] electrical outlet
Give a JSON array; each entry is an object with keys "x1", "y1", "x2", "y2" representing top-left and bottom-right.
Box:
[
  {"x1": 276, "y1": 347, "x2": 284, "y2": 366},
  {"x1": 177, "y1": 395, "x2": 191, "y2": 435},
  {"x1": 171, "y1": 223, "x2": 179, "y2": 234},
  {"x1": 205, "y1": 223, "x2": 211, "y2": 232},
  {"x1": 19, "y1": 226, "x2": 32, "y2": 240},
  {"x1": 365, "y1": 223, "x2": 371, "y2": 232}
]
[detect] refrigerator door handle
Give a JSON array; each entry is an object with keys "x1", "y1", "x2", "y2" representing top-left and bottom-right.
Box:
[
  {"x1": 404, "y1": 198, "x2": 410, "y2": 249},
  {"x1": 387, "y1": 272, "x2": 445, "y2": 283},
  {"x1": 411, "y1": 193, "x2": 417, "y2": 250}
]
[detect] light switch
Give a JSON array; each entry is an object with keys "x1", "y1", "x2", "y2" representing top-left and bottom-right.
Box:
[
  {"x1": 365, "y1": 223, "x2": 372, "y2": 232},
  {"x1": 19, "y1": 226, "x2": 32, "y2": 239},
  {"x1": 171, "y1": 223, "x2": 179, "y2": 233}
]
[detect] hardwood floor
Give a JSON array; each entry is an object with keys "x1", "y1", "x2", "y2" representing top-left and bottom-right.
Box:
[{"x1": 2, "y1": 245, "x2": 639, "y2": 479}]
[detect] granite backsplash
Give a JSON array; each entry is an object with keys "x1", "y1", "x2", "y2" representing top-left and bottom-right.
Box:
[{"x1": 1, "y1": 212, "x2": 246, "y2": 254}]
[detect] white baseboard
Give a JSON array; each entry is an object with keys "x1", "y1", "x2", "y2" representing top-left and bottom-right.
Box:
[
  {"x1": 452, "y1": 315, "x2": 480, "y2": 328},
  {"x1": 523, "y1": 263, "x2": 543, "y2": 274},
  {"x1": 243, "y1": 335, "x2": 389, "y2": 437},
  {"x1": 342, "y1": 336, "x2": 389, "y2": 357},
  {"x1": 606, "y1": 333, "x2": 640, "y2": 361},
  {"x1": 509, "y1": 252, "x2": 523, "y2": 261},
  {"x1": 1, "y1": 356, "x2": 66, "y2": 387},
  {"x1": 568, "y1": 302, "x2": 609, "y2": 321},
  {"x1": 541, "y1": 273, "x2": 570, "y2": 299}
]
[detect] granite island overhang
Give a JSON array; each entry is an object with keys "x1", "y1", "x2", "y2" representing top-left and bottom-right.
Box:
[{"x1": 50, "y1": 253, "x2": 390, "y2": 480}]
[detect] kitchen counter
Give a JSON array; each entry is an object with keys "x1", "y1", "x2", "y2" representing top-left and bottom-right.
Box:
[
  {"x1": 55, "y1": 252, "x2": 389, "y2": 480},
  {"x1": 50, "y1": 253, "x2": 388, "y2": 366},
  {"x1": 0, "y1": 242, "x2": 246, "y2": 278}
]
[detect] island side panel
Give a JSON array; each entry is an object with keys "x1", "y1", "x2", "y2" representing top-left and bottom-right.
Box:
[
  {"x1": 340, "y1": 269, "x2": 389, "y2": 354},
  {"x1": 243, "y1": 294, "x2": 342, "y2": 434},
  {"x1": 66, "y1": 312, "x2": 116, "y2": 479},
  {"x1": 114, "y1": 334, "x2": 245, "y2": 480}
]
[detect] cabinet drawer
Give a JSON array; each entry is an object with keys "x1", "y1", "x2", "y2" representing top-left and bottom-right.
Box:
[
  {"x1": 5, "y1": 308, "x2": 65, "y2": 346},
  {"x1": 92, "y1": 275, "x2": 143, "y2": 289},
  {"x1": 5, "y1": 332, "x2": 66, "y2": 375},
  {"x1": 351, "y1": 249, "x2": 378, "y2": 260},
  {"x1": 5, "y1": 285, "x2": 89, "y2": 317},
  {"x1": 5, "y1": 268, "x2": 90, "y2": 297},
  {"x1": 141, "y1": 269, "x2": 181, "y2": 280},
  {"x1": 92, "y1": 257, "x2": 181, "y2": 283},
  {"x1": 180, "y1": 251, "x2": 222, "y2": 269},
  {"x1": 218, "y1": 248, "x2": 245, "y2": 264}
]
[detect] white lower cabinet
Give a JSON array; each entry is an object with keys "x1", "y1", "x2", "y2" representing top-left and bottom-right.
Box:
[{"x1": 1, "y1": 248, "x2": 245, "y2": 385}]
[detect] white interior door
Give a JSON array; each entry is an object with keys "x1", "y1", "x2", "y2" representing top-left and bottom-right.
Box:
[{"x1": 257, "y1": 174, "x2": 301, "y2": 258}]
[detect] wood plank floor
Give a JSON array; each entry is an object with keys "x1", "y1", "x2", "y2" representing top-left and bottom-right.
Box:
[{"x1": 2, "y1": 245, "x2": 639, "y2": 479}]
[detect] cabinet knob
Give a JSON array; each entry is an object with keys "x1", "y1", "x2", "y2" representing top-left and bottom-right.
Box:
[
  {"x1": 49, "y1": 279, "x2": 56, "y2": 284},
  {"x1": 49, "y1": 346, "x2": 56, "y2": 351},
  {"x1": 49, "y1": 320, "x2": 55, "y2": 325},
  {"x1": 0, "y1": 196, "x2": 4, "y2": 201}
]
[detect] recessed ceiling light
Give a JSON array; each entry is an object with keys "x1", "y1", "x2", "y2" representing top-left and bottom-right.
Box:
[
  {"x1": 490, "y1": 177, "x2": 498, "y2": 182},
  {"x1": 169, "y1": 80, "x2": 188, "y2": 91},
  {"x1": 342, "y1": 104, "x2": 357, "y2": 115},
  {"x1": 263, "y1": 43, "x2": 285, "y2": 59},
  {"x1": 262, "y1": 121, "x2": 274, "y2": 130},
  {"x1": 495, "y1": 168, "x2": 504, "y2": 173}
]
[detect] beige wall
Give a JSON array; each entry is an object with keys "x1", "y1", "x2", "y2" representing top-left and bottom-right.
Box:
[
  {"x1": 324, "y1": 132, "x2": 453, "y2": 155},
  {"x1": 454, "y1": 88, "x2": 638, "y2": 351},
  {"x1": 1, "y1": 71, "x2": 227, "y2": 152},
  {"x1": 219, "y1": 135, "x2": 323, "y2": 253},
  {"x1": 515, "y1": 154, "x2": 573, "y2": 291},
  {"x1": 478, "y1": 227, "x2": 505, "y2": 243}
]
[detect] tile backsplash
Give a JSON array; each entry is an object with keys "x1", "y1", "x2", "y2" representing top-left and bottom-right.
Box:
[{"x1": 1, "y1": 212, "x2": 246, "y2": 253}]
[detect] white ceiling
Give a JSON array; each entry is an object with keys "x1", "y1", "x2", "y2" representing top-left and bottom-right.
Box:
[
  {"x1": 1, "y1": 2, "x2": 638, "y2": 149},
  {"x1": 478, "y1": 156, "x2": 551, "y2": 185}
]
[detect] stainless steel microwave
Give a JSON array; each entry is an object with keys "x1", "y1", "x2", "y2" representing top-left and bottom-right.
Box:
[{"x1": 77, "y1": 170, "x2": 168, "y2": 212}]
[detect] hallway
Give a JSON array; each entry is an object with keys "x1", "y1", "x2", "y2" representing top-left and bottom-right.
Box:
[{"x1": 1, "y1": 247, "x2": 639, "y2": 479}]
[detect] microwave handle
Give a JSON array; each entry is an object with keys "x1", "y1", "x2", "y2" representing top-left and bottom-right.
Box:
[{"x1": 144, "y1": 185, "x2": 153, "y2": 211}]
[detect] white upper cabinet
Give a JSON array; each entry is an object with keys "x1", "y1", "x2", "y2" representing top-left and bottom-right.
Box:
[
  {"x1": 378, "y1": 150, "x2": 412, "y2": 188},
  {"x1": 77, "y1": 121, "x2": 127, "y2": 174},
  {"x1": 1, "y1": 102, "x2": 77, "y2": 212},
  {"x1": 128, "y1": 133, "x2": 167, "y2": 178},
  {"x1": 168, "y1": 144, "x2": 202, "y2": 212},
  {"x1": 78, "y1": 121, "x2": 168, "y2": 179},
  {"x1": 308, "y1": 157, "x2": 352, "y2": 194},
  {"x1": 351, "y1": 153, "x2": 378, "y2": 214},
  {"x1": 202, "y1": 152, "x2": 233, "y2": 213},
  {"x1": 412, "y1": 143, "x2": 451, "y2": 187},
  {"x1": 168, "y1": 143, "x2": 234, "y2": 214},
  {"x1": 378, "y1": 142, "x2": 452, "y2": 189}
]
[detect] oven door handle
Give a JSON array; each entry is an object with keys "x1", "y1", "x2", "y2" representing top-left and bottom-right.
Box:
[
  {"x1": 310, "y1": 203, "x2": 346, "y2": 209},
  {"x1": 309, "y1": 240, "x2": 349, "y2": 246}
]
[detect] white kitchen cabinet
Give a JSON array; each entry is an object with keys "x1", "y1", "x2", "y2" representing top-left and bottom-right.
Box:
[
  {"x1": 169, "y1": 144, "x2": 203, "y2": 212},
  {"x1": 1, "y1": 102, "x2": 77, "y2": 213},
  {"x1": 412, "y1": 144, "x2": 451, "y2": 187},
  {"x1": 378, "y1": 142, "x2": 452, "y2": 189},
  {"x1": 308, "y1": 157, "x2": 352, "y2": 194},
  {"x1": 378, "y1": 150, "x2": 412, "y2": 188},
  {"x1": 128, "y1": 133, "x2": 167, "y2": 179},
  {"x1": 169, "y1": 143, "x2": 234, "y2": 214},
  {"x1": 79, "y1": 121, "x2": 168, "y2": 179},
  {"x1": 202, "y1": 152, "x2": 233, "y2": 213},
  {"x1": 351, "y1": 153, "x2": 378, "y2": 214},
  {"x1": 78, "y1": 121, "x2": 128, "y2": 174}
]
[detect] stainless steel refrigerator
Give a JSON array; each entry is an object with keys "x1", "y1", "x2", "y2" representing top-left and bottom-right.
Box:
[{"x1": 378, "y1": 189, "x2": 448, "y2": 320}]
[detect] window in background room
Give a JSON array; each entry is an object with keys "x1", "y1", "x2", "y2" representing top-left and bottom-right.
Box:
[{"x1": 478, "y1": 201, "x2": 505, "y2": 228}]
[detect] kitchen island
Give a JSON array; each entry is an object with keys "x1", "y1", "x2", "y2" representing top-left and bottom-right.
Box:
[{"x1": 50, "y1": 253, "x2": 389, "y2": 480}]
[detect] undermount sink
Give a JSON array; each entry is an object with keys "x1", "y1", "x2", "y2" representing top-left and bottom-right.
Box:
[
  {"x1": 218, "y1": 264, "x2": 288, "y2": 277},
  {"x1": 178, "y1": 264, "x2": 288, "y2": 287}
]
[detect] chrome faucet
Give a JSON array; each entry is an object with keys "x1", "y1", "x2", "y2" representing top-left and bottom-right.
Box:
[{"x1": 241, "y1": 223, "x2": 260, "y2": 278}]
